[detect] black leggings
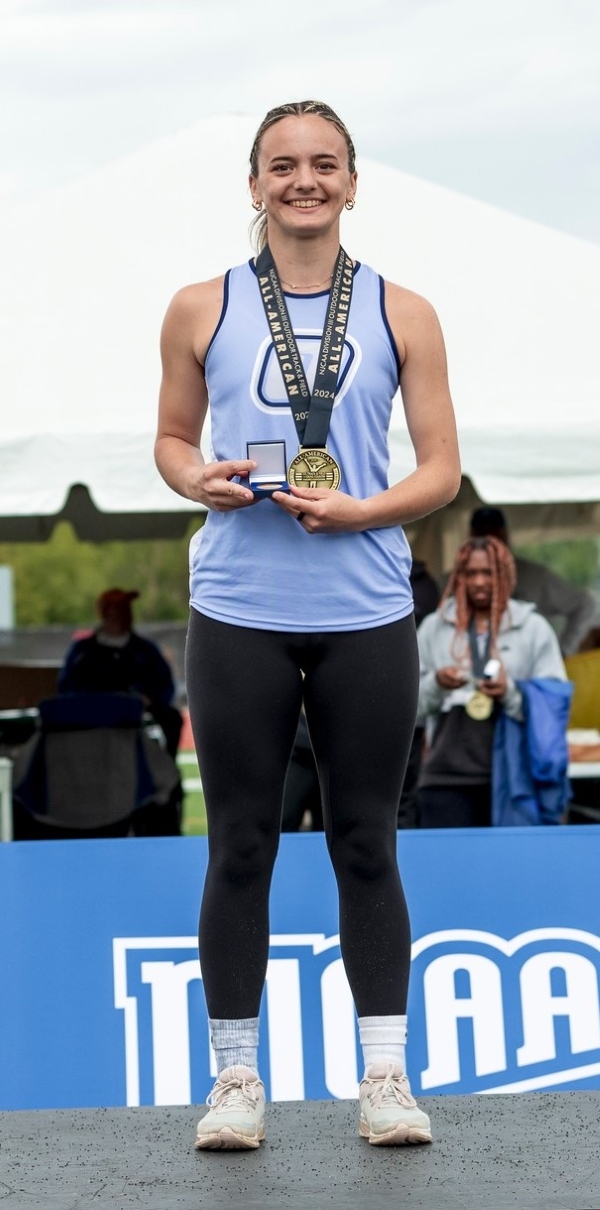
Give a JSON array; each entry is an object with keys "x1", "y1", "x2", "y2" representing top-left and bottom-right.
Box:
[{"x1": 185, "y1": 607, "x2": 419, "y2": 1019}]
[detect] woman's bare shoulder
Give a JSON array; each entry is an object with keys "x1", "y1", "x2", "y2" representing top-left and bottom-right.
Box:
[
  {"x1": 382, "y1": 280, "x2": 444, "y2": 364},
  {"x1": 383, "y1": 279, "x2": 440, "y2": 323},
  {"x1": 161, "y1": 275, "x2": 227, "y2": 362},
  {"x1": 165, "y1": 274, "x2": 227, "y2": 319}
]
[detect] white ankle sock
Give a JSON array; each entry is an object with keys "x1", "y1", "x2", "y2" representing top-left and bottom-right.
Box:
[
  {"x1": 209, "y1": 1017, "x2": 259, "y2": 1075},
  {"x1": 358, "y1": 1014, "x2": 407, "y2": 1075}
]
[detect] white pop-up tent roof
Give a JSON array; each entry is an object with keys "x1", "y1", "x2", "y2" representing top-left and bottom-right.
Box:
[{"x1": 1, "y1": 112, "x2": 599, "y2": 557}]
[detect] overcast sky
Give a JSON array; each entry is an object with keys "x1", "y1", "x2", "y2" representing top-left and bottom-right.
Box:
[{"x1": 1, "y1": 0, "x2": 599, "y2": 244}]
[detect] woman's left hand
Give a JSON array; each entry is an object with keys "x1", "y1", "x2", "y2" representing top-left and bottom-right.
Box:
[
  {"x1": 479, "y1": 669, "x2": 508, "y2": 699},
  {"x1": 271, "y1": 487, "x2": 366, "y2": 533}
]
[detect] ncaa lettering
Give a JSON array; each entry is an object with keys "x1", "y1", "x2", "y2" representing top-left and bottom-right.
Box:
[
  {"x1": 114, "y1": 928, "x2": 600, "y2": 1107},
  {"x1": 411, "y1": 928, "x2": 600, "y2": 1094}
]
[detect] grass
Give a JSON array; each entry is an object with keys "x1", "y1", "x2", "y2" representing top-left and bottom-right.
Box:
[
  {"x1": 177, "y1": 751, "x2": 207, "y2": 836},
  {"x1": 181, "y1": 788, "x2": 207, "y2": 836}
]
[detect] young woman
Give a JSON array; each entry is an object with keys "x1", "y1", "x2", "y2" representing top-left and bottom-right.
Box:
[
  {"x1": 155, "y1": 100, "x2": 460, "y2": 1150},
  {"x1": 416, "y1": 536, "x2": 567, "y2": 827}
]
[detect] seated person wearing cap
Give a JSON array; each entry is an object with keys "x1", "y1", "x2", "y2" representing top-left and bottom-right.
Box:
[
  {"x1": 59, "y1": 588, "x2": 183, "y2": 760},
  {"x1": 470, "y1": 507, "x2": 596, "y2": 657}
]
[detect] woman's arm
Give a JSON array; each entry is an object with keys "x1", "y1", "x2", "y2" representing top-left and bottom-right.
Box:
[
  {"x1": 154, "y1": 280, "x2": 255, "y2": 511},
  {"x1": 366, "y1": 283, "x2": 461, "y2": 526},
  {"x1": 272, "y1": 282, "x2": 461, "y2": 532},
  {"x1": 416, "y1": 612, "x2": 468, "y2": 717},
  {"x1": 417, "y1": 622, "x2": 446, "y2": 717}
]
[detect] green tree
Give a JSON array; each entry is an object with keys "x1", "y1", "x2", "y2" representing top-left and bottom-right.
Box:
[
  {"x1": 0, "y1": 519, "x2": 203, "y2": 626},
  {"x1": 514, "y1": 539, "x2": 599, "y2": 590}
]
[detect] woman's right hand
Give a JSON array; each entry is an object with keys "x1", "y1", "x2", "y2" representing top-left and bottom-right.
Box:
[
  {"x1": 188, "y1": 459, "x2": 257, "y2": 511},
  {"x1": 435, "y1": 666, "x2": 468, "y2": 689}
]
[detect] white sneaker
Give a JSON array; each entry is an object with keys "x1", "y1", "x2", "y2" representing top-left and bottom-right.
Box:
[
  {"x1": 359, "y1": 1063, "x2": 432, "y2": 1146},
  {"x1": 195, "y1": 1065, "x2": 266, "y2": 1150}
]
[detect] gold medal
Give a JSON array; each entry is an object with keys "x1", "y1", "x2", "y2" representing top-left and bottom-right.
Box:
[
  {"x1": 287, "y1": 448, "x2": 341, "y2": 491},
  {"x1": 465, "y1": 691, "x2": 494, "y2": 721}
]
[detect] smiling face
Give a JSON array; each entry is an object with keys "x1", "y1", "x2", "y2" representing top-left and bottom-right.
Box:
[
  {"x1": 464, "y1": 548, "x2": 494, "y2": 612},
  {"x1": 249, "y1": 114, "x2": 357, "y2": 242}
]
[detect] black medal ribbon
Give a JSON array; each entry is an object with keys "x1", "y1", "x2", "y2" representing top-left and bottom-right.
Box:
[
  {"x1": 465, "y1": 620, "x2": 495, "y2": 721},
  {"x1": 467, "y1": 619, "x2": 491, "y2": 679},
  {"x1": 255, "y1": 244, "x2": 354, "y2": 450}
]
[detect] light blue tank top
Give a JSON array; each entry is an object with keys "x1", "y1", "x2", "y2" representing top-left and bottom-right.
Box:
[{"x1": 189, "y1": 259, "x2": 413, "y2": 632}]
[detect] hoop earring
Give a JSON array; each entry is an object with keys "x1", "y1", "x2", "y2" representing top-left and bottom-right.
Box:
[
  {"x1": 252, "y1": 200, "x2": 263, "y2": 212},
  {"x1": 345, "y1": 198, "x2": 355, "y2": 211}
]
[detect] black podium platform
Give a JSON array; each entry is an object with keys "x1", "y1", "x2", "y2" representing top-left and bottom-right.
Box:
[{"x1": 1, "y1": 1093, "x2": 599, "y2": 1210}]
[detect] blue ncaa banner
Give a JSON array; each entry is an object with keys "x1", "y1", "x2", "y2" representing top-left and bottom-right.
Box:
[{"x1": 0, "y1": 829, "x2": 599, "y2": 1109}]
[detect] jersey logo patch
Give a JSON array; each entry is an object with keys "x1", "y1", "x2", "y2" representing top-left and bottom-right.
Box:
[{"x1": 250, "y1": 330, "x2": 361, "y2": 417}]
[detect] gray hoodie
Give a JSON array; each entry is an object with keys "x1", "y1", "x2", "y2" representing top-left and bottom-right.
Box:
[{"x1": 417, "y1": 597, "x2": 567, "y2": 723}]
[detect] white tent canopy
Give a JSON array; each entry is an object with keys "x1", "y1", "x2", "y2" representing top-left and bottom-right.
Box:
[{"x1": 1, "y1": 112, "x2": 599, "y2": 558}]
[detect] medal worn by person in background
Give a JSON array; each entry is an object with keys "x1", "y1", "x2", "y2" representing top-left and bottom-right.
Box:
[
  {"x1": 464, "y1": 619, "x2": 494, "y2": 720},
  {"x1": 465, "y1": 690, "x2": 493, "y2": 720}
]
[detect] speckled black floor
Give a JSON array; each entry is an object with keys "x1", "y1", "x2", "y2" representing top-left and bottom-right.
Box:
[{"x1": 1, "y1": 1094, "x2": 599, "y2": 1210}]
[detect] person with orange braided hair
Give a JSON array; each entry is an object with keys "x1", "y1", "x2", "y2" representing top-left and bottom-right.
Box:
[{"x1": 415, "y1": 536, "x2": 567, "y2": 827}]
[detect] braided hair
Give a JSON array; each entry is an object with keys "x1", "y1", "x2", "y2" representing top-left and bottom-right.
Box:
[{"x1": 440, "y1": 535, "x2": 516, "y2": 667}]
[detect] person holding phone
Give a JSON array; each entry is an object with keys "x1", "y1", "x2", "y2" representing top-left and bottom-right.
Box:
[
  {"x1": 155, "y1": 99, "x2": 460, "y2": 1150},
  {"x1": 416, "y1": 535, "x2": 567, "y2": 828}
]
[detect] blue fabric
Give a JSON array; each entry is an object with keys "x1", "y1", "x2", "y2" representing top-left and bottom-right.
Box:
[
  {"x1": 492, "y1": 678, "x2": 573, "y2": 826},
  {"x1": 59, "y1": 633, "x2": 175, "y2": 706},
  {"x1": 40, "y1": 691, "x2": 144, "y2": 730}
]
